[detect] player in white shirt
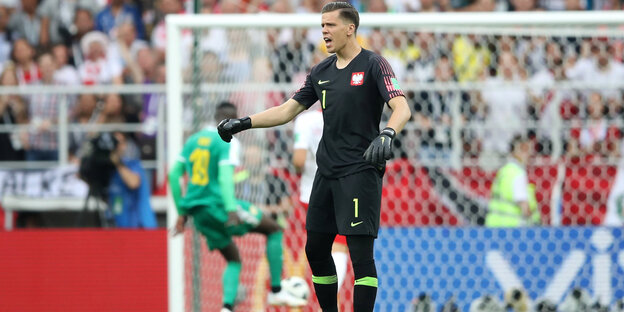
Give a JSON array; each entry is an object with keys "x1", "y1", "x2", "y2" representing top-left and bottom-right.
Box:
[{"x1": 292, "y1": 107, "x2": 349, "y2": 292}]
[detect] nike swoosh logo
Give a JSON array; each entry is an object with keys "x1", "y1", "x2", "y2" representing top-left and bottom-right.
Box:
[
  {"x1": 318, "y1": 80, "x2": 330, "y2": 85},
  {"x1": 351, "y1": 221, "x2": 363, "y2": 227},
  {"x1": 381, "y1": 137, "x2": 385, "y2": 144}
]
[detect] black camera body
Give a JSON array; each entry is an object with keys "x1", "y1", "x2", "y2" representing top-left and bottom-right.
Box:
[{"x1": 78, "y1": 133, "x2": 119, "y2": 198}]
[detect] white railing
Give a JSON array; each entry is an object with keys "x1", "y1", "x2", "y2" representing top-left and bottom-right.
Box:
[{"x1": 0, "y1": 84, "x2": 168, "y2": 186}]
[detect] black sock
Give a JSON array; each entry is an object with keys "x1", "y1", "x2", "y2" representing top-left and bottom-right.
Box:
[
  {"x1": 348, "y1": 235, "x2": 378, "y2": 312},
  {"x1": 309, "y1": 258, "x2": 338, "y2": 311},
  {"x1": 271, "y1": 285, "x2": 281, "y2": 293},
  {"x1": 305, "y1": 231, "x2": 338, "y2": 311},
  {"x1": 223, "y1": 303, "x2": 233, "y2": 311},
  {"x1": 353, "y1": 260, "x2": 378, "y2": 312}
]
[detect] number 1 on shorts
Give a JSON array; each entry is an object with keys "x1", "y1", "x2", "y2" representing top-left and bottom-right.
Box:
[{"x1": 353, "y1": 198, "x2": 359, "y2": 218}]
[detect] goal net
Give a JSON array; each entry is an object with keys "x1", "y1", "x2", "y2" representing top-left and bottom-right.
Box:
[{"x1": 166, "y1": 12, "x2": 624, "y2": 312}]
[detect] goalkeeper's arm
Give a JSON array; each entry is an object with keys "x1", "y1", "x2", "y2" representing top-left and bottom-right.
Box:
[
  {"x1": 249, "y1": 98, "x2": 306, "y2": 128},
  {"x1": 218, "y1": 99, "x2": 306, "y2": 142}
]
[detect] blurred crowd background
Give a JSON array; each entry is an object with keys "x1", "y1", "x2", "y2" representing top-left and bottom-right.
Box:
[{"x1": 1, "y1": 0, "x2": 624, "y2": 228}]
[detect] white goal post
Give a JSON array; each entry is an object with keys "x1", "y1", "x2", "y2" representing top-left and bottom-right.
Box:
[{"x1": 166, "y1": 11, "x2": 624, "y2": 312}]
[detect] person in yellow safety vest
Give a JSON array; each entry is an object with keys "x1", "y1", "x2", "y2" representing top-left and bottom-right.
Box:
[{"x1": 486, "y1": 134, "x2": 541, "y2": 227}]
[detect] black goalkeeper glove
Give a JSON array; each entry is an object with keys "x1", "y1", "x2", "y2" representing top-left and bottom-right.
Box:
[
  {"x1": 363, "y1": 127, "x2": 396, "y2": 165},
  {"x1": 217, "y1": 117, "x2": 252, "y2": 143}
]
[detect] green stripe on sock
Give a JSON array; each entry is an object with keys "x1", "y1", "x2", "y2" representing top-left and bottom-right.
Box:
[
  {"x1": 354, "y1": 276, "x2": 378, "y2": 287},
  {"x1": 312, "y1": 275, "x2": 338, "y2": 285}
]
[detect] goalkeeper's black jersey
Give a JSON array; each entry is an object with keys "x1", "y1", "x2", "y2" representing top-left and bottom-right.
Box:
[{"x1": 292, "y1": 48, "x2": 404, "y2": 178}]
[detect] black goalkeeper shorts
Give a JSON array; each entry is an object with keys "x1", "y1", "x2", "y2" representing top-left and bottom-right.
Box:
[{"x1": 306, "y1": 169, "x2": 383, "y2": 237}]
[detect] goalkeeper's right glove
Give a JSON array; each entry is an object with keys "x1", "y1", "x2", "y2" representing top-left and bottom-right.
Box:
[{"x1": 217, "y1": 117, "x2": 252, "y2": 143}]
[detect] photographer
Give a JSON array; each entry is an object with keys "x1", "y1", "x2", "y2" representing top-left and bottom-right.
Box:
[{"x1": 107, "y1": 132, "x2": 157, "y2": 228}]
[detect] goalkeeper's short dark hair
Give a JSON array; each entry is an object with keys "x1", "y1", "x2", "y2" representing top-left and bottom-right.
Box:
[
  {"x1": 215, "y1": 101, "x2": 237, "y2": 122},
  {"x1": 321, "y1": 1, "x2": 359, "y2": 34}
]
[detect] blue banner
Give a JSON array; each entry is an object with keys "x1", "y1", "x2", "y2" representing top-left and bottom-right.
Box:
[{"x1": 375, "y1": 227, "x2": 624, "y2": 311}]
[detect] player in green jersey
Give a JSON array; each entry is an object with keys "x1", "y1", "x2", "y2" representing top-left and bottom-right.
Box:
[{"x1": 169, "y1": 102, "x2": 306, "y2": 312}]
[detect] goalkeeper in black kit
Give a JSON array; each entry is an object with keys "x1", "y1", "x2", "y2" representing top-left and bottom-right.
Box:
[{"x1": 217, "y1": 2, "x2": 411, "y2": 311}]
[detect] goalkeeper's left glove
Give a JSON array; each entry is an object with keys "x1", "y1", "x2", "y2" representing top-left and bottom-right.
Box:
[{"x1": 363, "y1": 127, "x2": 396, "y2": 165}]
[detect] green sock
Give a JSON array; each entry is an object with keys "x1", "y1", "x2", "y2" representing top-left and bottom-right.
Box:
[
  {"x1": 222, "y1": 261, "x2": 242, "y2": 306},
  {"x1": 266, "y1": 231, "x2": 284, "y2": 289}
]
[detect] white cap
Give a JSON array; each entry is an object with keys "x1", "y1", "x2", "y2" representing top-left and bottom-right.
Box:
[{"x1": 80, "y1": 31, "x2": 109, "y2": 56}]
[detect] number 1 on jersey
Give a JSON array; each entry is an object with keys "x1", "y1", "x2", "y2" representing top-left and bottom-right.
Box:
[
  {"x1": 322, "y1": 90, "x2": 326, "y2": 109},
  {"x1": 353, "y1": 198, "x2": 359, "y2": 218}
]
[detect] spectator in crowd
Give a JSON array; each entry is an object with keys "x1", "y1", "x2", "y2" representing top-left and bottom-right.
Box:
[
  {"x1": 51, "y1": 43, "x2": 80, "y2": 86},
  {"x1": 452, "y1": 34, "x2": 491, "y2": 82},
  {"x1": 486, "y1": 134, "x2": 540, "y2": 227},
  {"x1": 269, "y1": 0, "x2": 293, "y2": 13},
  {"x1": 569, "y1": 92, "x2": 620, "y2": 157},
  {"x1": 97, "y1": 94, "x2": 142, "y2": 161},
  {"x1": 0, "y1": 63, "x2": 27, "y2": 161},
  {"x1": 111, "y1": 21, "x2": 147, "y2": 83},
  {"x1": 37, "y1": 0, "x2": 99, "y2": 47},
  {"x1": 0, "y1": 5, "x2": 12, "y2": 70},
  {"x1": 70, "y1": 8, "x2": 95, "y2": 67},
  {"x1": 138, "y1": 58, "x2": 163, "y2": 160},
  {"x1": 480, "y1": 51, "x2": 528, "y2": 159},
  {"x1": 78, "y1": 31, "x2": 123, "y2": 85},
  {"x1": 377, "y1": 30, "x2": 419, "y2": 82},
  {"x1": 98, "y1": 93, "x2": 125, "y2": 124},
  {"x1": 565, "y1": 40, "x2": 624, "y2": 103},
  {"x1": 405, "y1": 32, "x2": 438, "y2": 83},
  {"x1": 8, "y1": 0, "x2": 43, "y2": 47},
  {"x1": 416, "y1": 0, "x2": 442, "y2": 12},
  {"x1": 95, "y1": 0, "x2": 145, "y2": 40},
  {"x1": 11, "y1": 39, "x2": 40, "y2": 85},
  {"x1": 108, "y1": 131, "x2": 157, "y2": 228},
  {"x1": 366, "y1": 0, "x2": 389, "y2": 12},
  {"x1": 220, "y1": 29, "x2": 253, "y2": 83},
  {"x1": 527, "y1": 45, "x2": 566, "y2": 155},
  {"x1": 26, "y1": 52, "x2": 59, "y2": 161},
  {"x1": 151, "y1": 0, "x2": 185, "y2": 64},
  {"x1": 230, "y1": 56, "x2": 284, "y2": 119},
  {"x1": 111, "y1": 21, "x2": 146, "y2": 124},
  {"x1": 414, "y1": 55, "x2": 456, "y2": 162},
  {"x1": 509, "y1": 0, "x2": 541, "y2": 11},
  {"x1": 69, "y1": 93, "x2": 97, "y2": 160},
  {"x1": 270, "y1": 28, "x2": 315, "y2": 83}
]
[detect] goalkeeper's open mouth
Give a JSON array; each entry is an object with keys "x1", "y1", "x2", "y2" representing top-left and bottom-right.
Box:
[{"x1": 324, "y1": 37, "x2": 332, "y2": 49}]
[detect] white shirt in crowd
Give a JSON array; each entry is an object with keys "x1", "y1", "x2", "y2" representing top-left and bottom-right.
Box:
[
  {"x1": 78, "y1": 57, "x2": 122, "y2": 85},
  {"x1": 293, "y1": 109, "x2": 323, "y2": 204},
  {"x1": 54, "y1": 65, "x2": 80, "y2": 86},
  {"x1": 565, "y1": 57, "x2": 624, "y2": 100},
  {"x1": 481, "y1": 76, "x2": 528, "y2": 154},
  {"x1": 509, "y1": 159, "x2": 529, "y2": 203}
]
